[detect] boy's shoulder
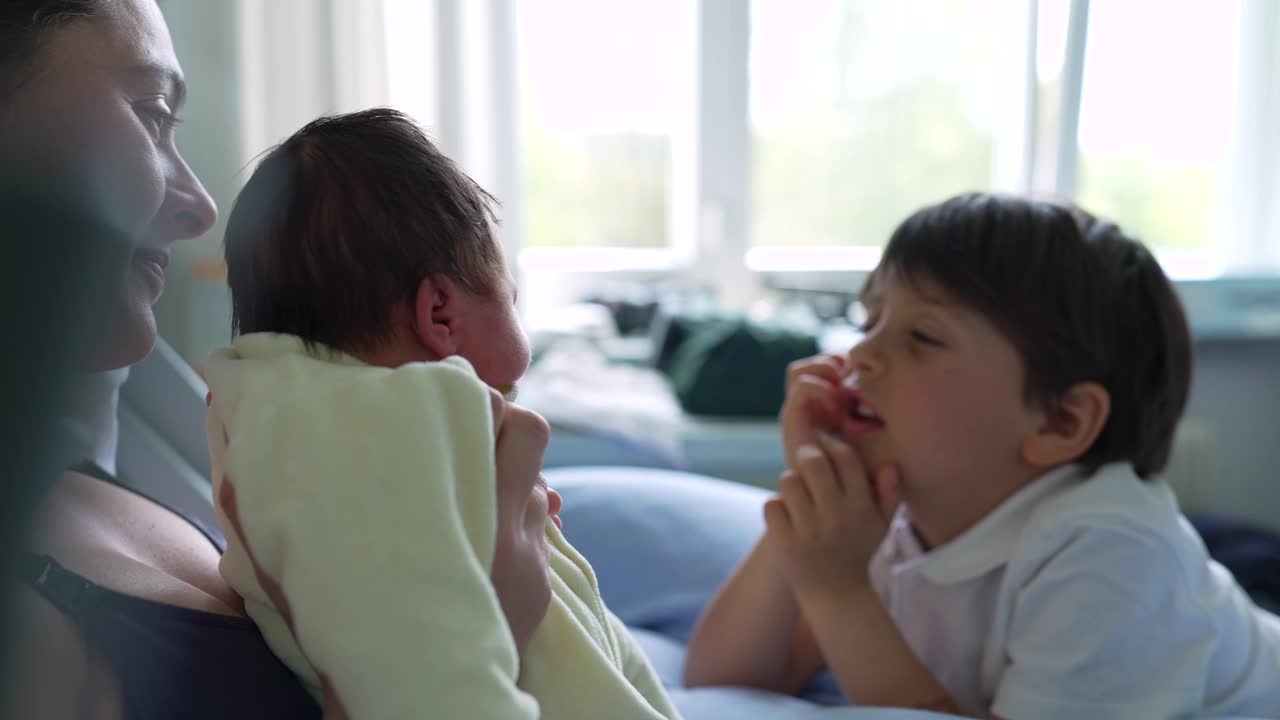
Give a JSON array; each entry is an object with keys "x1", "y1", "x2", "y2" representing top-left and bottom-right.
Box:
[{"x1": 1007, "y1": 463, "x2": 1207, "y2": 589}]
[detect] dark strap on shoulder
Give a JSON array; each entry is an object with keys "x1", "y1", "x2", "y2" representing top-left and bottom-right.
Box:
[
  {"x1": 15, "y1": 553, "x2": 95, "y2": 615},
  {"x1": 69, "y1": 459, "x2": 114, "y2": 483}
]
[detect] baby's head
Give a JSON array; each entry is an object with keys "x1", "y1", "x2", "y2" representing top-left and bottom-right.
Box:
[
  {"x1": 223, "y1": 108, "x2": 529, "y2": 389},
  {"x1": 847, "y1": 193, "x2": 1191, "y2": 512}
]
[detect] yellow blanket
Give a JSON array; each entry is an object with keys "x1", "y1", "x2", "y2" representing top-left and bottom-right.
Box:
[{"x1": 204, "y1": 333, "x2": 679, "y2": 720}]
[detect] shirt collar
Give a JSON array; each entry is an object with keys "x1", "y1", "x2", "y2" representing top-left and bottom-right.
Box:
[{"x1": 887, "y1": 464, "x2": 1085, "y2": 585}]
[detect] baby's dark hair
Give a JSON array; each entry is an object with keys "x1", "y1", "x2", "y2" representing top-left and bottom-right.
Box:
[
  {"x1": 865, "y1": 192, "x2": 1192, "y2": 479},
  {"x1": 223, "y1": 107, "x2": 503, "y2": 354}
]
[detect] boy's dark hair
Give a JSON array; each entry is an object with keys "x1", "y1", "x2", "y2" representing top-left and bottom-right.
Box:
[
  {"x1": 865, "y1": 192, "x2": 1193, "y2": 479},
  {"x1": 224, "y1": 107, "x2": 504, "y2": 353}
]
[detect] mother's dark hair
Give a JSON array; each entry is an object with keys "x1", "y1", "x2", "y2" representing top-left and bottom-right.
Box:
[{"x1": 1, "y1": 0, "x2": 108, "y2": 93}]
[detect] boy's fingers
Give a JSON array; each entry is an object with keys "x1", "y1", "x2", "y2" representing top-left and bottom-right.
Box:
[
  {"x1": 763, "y1": 496, "x2": 792, "y2": 535},
  {"x1": 777, "y1": 468, "x2": 816, "y2": 530},
  {"x1": 816, "y1": 432, "x2": 875, "y2": 517},
  {"x1": 784, "y1": 376, "x2": 844, "y2": 429},
  {"x1": 785, "y1": 353, "x2": 845, "y2": 390},
  {"x1": 794, "y1": 444, "x2": 842, "y2": 511},
  {"x1": 873, "y1": 465, "x2": 902, "y2": 521},
  {"x1": 814, "y1": 432, "x2": 865, "y2": 495}
]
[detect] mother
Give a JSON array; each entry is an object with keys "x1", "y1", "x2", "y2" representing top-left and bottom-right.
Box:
[{"x1": 0, "y1": 2, "x2": 550, "y2": 718}]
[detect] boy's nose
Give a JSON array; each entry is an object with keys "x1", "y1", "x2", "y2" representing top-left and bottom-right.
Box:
[{"x1": 847, "y1": 339, "x2": 885, "y2": 378}]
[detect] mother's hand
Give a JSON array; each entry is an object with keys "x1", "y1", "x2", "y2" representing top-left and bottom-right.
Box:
[
  {"x1": 218, "y1": 478, "x2": 350, "y2": 720},
  {"x1": 486, "y1": 389, "x2": 556, "y2": 661}
]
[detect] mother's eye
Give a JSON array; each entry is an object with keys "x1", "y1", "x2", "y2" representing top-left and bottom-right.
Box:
[{"x1": 135, "y1": 103, "x2": 181, "y2": 140}]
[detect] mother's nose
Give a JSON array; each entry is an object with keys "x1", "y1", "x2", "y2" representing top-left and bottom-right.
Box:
[{"x1": 160, "y1": 155, "x2": 218, "y2": 242}]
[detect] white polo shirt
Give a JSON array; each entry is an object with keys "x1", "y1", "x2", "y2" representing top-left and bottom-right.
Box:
[{"x1": 867, "y1": 462, "x2": 1280, "y2": 719}]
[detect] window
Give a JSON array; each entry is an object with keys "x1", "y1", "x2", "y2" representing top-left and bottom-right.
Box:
[
  {"x1": 514, "y1": 0, "x2": 695, "y2": 250},
  {"x1": 1075, "y1": 0, "x2": 1241, "y2": 254},
  {"x1": 382, "y1": 0, "x2": 440, "y2": 133},
  {"x1": 750, "y1": 0, "x2": 1026, "y2": 250},
  {"x1": 383, "y1": 0, "x2": 1279, "y2": 315}
]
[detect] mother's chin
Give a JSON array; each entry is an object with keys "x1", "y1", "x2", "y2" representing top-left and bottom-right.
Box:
[{"x1": 86, "y1": 261, "x2": 164, "y2": 372}]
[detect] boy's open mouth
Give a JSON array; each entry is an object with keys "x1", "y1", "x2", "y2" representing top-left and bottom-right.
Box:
[{"x1": 844, "y1": 393, "x2": 885, "y2": 434}]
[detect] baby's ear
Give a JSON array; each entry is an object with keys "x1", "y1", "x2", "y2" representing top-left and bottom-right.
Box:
[
  {"x1": 410, "y1": 275, "x2": 462, "y2": 359},
  {"x1": 1021, "y1": 382, "x2": 1110, "y2": 468}
]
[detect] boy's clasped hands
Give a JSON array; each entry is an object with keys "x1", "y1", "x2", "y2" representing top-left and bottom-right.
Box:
[{"x1": 765, "y1": 353, "x2": 901, "y2": 600}]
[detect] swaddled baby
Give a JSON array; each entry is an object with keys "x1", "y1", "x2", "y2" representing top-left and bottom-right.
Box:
[{"x1": 207, "y1": 108, "x2": 679, "y2": 720}]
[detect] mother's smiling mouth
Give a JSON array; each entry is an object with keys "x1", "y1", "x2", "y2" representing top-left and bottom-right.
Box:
[
  {"x1": 133, "y1": 247, "x2": 171, "y2": 269},
  {"x1": 131, "y1": 247, "x2": 171, "y2": 297}
]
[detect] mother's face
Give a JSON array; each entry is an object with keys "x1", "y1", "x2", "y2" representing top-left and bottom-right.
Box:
[{"x1": 1, "y1": 0, "x2": 217, "y2": 370}]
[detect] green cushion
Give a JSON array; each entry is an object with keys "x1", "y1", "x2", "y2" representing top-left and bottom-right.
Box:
[{"x1": 668, "y1": 317, "x2": 819, "y2": 417}]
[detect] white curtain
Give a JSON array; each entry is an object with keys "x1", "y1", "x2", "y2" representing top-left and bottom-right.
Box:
[
  {"x1": 1225, "y1": 0, "x2": 1280, "y2": 272},
  {"x1": 156, "y1": 0, "x2": 391, "y2": 361},
  {"x1": 236, "y1": 0, "x2": 391, "y2": 156}
]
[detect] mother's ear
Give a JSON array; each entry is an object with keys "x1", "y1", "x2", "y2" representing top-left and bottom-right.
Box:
[
  {"x1": 1021, "y1": 382, "x2": 1110, "y2": 469},
  {"x1": 410, "y1": 275, "x2": 463, "y2": 359}
]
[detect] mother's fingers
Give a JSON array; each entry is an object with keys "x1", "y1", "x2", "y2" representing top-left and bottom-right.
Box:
[
  {"x1": 218, "y1": 478, "x2": 289, "y2": 623},
  {"x1": 488, "y1": 388, "x2": 507, "y2": 438},
  {"x1": 493, "y1": 403, "x2": 551, "y2": 469},
  {"x1": 320, "y1": 675, "x2": 351, "y2": 720},
  {"x1": 220, "y1": 478, "x2": 354, "y2": 718}
]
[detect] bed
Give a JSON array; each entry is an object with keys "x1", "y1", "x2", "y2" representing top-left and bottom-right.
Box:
[
  {"x1": 547, "y1": 465, "x2": 967, "y2": 720},
  {"x1": 110, "y1": 341, "x2": 1272, "y2": 719}
]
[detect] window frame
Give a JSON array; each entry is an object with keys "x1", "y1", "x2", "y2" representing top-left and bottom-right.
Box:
[{"x1": 395, "y1": 0, "x2": 1280, "y2": 334}]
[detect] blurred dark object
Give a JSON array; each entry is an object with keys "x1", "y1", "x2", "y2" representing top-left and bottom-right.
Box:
[
  {"x1": 0, "y1": 177, "x2": 125, "y2": 680},
  {"x1": 583, "y1": 288, "x2": 661, "y2": 336},
  {"x1": 1189, "y1": 513, "x2": 1280, "y2": 613},
  {"x1": 649, "y1": 311, "x2": 723, "y2": 376},
  {"x1": 766, "y1": 283, "x2": 861, "y2": 323},
  {"x1": 665, "y1": 316, "x2": 819, "y2": 417}
]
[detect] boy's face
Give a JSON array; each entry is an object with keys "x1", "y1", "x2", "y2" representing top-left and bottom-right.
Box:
[
  {"x1": 455, "y1": 272, "x2": 531, "y2": 390},
  {"x1": 840, "y1": 270, "x2": 1044, "y2": 521}
]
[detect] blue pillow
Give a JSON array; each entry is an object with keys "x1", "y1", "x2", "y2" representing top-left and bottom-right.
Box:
[
  {"x1": 546, "y1": 466, "x2": 769, "y2": 643},
  {"x1": 548, "y1": 466, "x2": 924, "y2": 709}
]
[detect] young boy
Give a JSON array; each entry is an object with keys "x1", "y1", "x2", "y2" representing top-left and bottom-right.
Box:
[
  {"x1": 206, "y1": 108, "x2": 678, "y2": 720},
  {"x1": 685, "y1": 193, "x2": 1280, "y2": 718}
]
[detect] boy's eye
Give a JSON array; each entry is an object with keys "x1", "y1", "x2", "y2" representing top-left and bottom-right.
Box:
[{"x1": 910, "y1": 329, "x2": 943, "y2": 347}]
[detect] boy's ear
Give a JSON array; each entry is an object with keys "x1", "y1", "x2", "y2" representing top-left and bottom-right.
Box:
[
  {"x1": 1021, "y1": 382, "x2": 1111, "y2": 469},
  {"x1": 410, "y1": 274, "x2": 463, "y2": 359}
]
